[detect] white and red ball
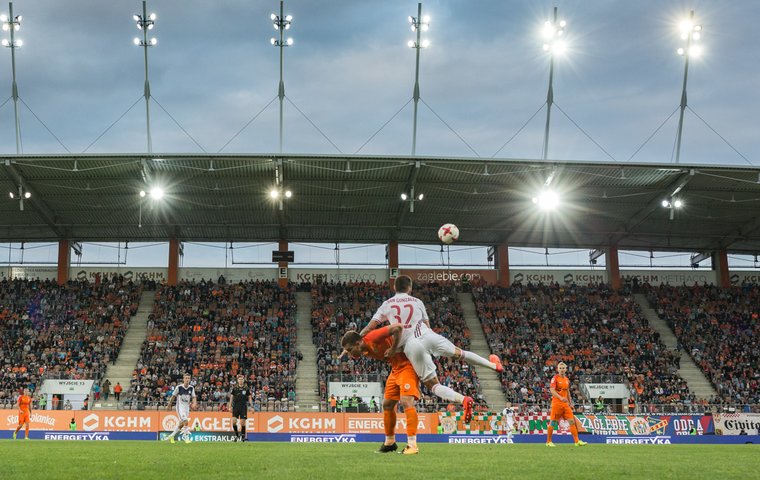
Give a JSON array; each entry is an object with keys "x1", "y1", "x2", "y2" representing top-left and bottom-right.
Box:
[{"x1": 438, "y1": 223, "x2": 459, "y2": 245}]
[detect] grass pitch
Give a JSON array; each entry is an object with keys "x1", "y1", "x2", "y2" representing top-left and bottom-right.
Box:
[{"x1": 1, "y1": 441, "x2": 757, "y2": 480}]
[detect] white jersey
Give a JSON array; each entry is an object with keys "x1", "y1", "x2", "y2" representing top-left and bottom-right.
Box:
[
  {"x1": 371, "y1": 293, "x2": 431, "y2": 348},
  {"x1": 173, "y1": 384, "x2": 195, "y2": 420}
]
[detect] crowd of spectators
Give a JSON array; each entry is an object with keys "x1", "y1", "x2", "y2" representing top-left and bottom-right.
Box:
[
  {"x1": 646, "y1": 283, "x2": 759, "y2": 406},
  {"x1": 311, "y1": 281, "x2": 483, "y2": 411},
  {"x1": 127, "y1": 280, "x2": 298, "y2": 411},
  {"x1": 0, "y1": 277, "x2": 140, "y2": 408},
  {"x1": 472, "y1": 282, "x2": 692, "y2": 410}
]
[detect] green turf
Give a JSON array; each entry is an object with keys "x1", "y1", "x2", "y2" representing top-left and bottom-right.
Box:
[{"x1": 1, "y1": 441, "x2": 757, "y2": 480}]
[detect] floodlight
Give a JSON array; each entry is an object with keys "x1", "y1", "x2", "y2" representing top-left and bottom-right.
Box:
[
  {"x1": 23, "y1": 191, "x2": 30, "y2": 199},
  {"x1": 285, "y1": 15, "x2": 292, "y2": 21},
  {"x1": 133, "y1": 14, "x2": 140, "y2": 21},
  {"x1": 270, "y1": 189, "x2": 279, "y2": 199},
  {"x1": 673, "y1": 199, "x2": 683, "y2": 208},
  {"x1": 661, "y1": 199, "x2": 670, "y2": 208},
  {"x1": 150, "y1": 38, "x2": 157, "y2": 46},
  {"x1": 8, "y1": 191, "x2": 14, "y2": 199},
  {"x1": 271, "y1": 13, "x2": 277, "y2": 20},
  {"x1": 149, "y1": 13, "x2": 156, "y2": 21},
  {"x1": 0, "y1": 14, "x2": 7, "y2": 22},
  {"x1": 400, "y1": 193, "x2": 408, "y2": 201},
  {"x1": 139, "y1": 190, "x2": 146, "y2": 198},
  {"x1": 14, "y1": 39, "x2": 21, "y2": 47},
  {"x1": 271, "y1": 38, "x2": 276, "y2": 45},
  {"x1": 1, "y1": 39, "x2": 7, "y2": 47},
  {"x1": 533, "y1": 190, "x2": 559, "y2": 211},
  {"x1": 407, "y1": 40, "x2": 415, "y2": 48},
  {"x1": 133, "y1": 37, "x2": 140, "y2": 45},
  {"x1": 286, "y1": 38, "x2": 293, "y2": 46},
  {"x1": 149, "y1": 186, "x2": 164, "y2": 200},
  {"x1": 417, "y1": 193, "x2": 424, "y2": 200},
  {"x1": 284, "y1": 190, "x2": 292, "y2": 198}
]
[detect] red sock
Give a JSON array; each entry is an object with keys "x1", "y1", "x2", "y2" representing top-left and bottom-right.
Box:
[
  {"x1": 405, "y1": 407, "x2": 418, "y2": 437},
  {"x1": 570, "y1": 423, "x2": 579, "y2": 442},
  {"x1": 383, "y1": 409, "x2": 397, "y2": 438},
  {"x1": 546, "y1": 425, "x2": 554, "y2": 442}
]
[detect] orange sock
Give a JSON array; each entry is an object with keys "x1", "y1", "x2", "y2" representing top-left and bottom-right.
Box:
[
  {"x1": 546, "y1": 425, "x2": 554, "y2": 442},
  {"x1": 383, "y1": 409, "x2": 397, "y2": 438},
  {"x1": 25, "y1": 424, "x2": 29, "y2": 438},
  {"x1": 570, "y1": 423, "x2": 579, "y2": 442},
  {"x1": 405, "y1": 407, "x2": 418, "y2": 437}
]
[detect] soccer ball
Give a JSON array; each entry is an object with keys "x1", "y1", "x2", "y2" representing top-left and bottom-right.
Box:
[{"x1": 438, "y1": 224, "x2": 459, "y2": 245}]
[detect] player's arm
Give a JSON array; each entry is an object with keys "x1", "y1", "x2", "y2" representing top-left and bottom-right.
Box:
[
  {"x1": 359, "y1": 315, "x2": 384, "y2": 337},
  {"x1": 228, "y1": 392, "x2": 234, "y2": 411},
  {"x1": 167, "y1": 389, "x2": 177, "y2": 410},
  {"x1": 549, "y1": 378, "x2": 567, "y2": 403},
  {"x1": 191, "y1": 388, "x2": 197, "y2": 410},
  {"x1": 385, "y1": 324, "x2": 403, "y2": 357}
]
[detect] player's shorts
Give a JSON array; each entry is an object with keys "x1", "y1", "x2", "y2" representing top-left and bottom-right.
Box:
[
  {"x1": 384, "y1": 363, "x2": 420, "y2": 401},
  {"x1": 549, "y1": 401, "x2": 574, "y2": 421},
  {"x1": 176, "y1": 405, "x2": 190, "y2": 422},
  {"x1": 232, "y1": 406, "x2": 247, "y2": 419},
  {"x1": 18, "y1": 411, "x2": 30, "y2": 425},
  {"x1": 403, "y1": 332, "x2": 456, "y2": 382}
]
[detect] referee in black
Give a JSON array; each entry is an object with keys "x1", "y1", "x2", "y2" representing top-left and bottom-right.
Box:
[{"x1": 229, "y1": 374, "x2": 252, "y2": 442}]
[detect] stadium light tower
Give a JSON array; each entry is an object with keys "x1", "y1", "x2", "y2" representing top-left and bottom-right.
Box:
[
  {"x1": 408, "y1": 3, "x2": 430, "y2": 156},
  {"x1": 540, "y1": 7, "x2": 566, "y2": 160},
  {"x1": 1, "y1": 2, "x2": 23, "y2": 154},
  {"x1": 133, "y1": 1, "x2": 157, "y2": 154},
  {"x1": 271, "y1": 0, "x2": 293, "y2": 154},
  {"x1": 674, "y1": 10, "x2": 702, "y2": 164}
]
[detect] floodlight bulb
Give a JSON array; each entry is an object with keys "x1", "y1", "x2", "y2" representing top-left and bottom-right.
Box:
[
  {"x1": 150, "y1": 186, "x2": 164, "y2": 200},
  {"x1": 15, "y1": 15, "x2": 21, "y2": 22},
  {"x1": 270, "y1": 38, "x2": 276, "y2": 45},
  {"x1": 284, "y1": 190, "x2": 292, "y2": 198},
  {"x1": 271, "y1": 13, "x2": 277, "y2": 20},
  {"x1": 661, "y1": 199, "x2": 670, "y2": 208},
  {"x1": 559, "y1": 20, "x2": 567, "y2": 28},
  {"x1": 417, "y1": 193, "x2": 424, "y2": 200},
  {"x1": 689, "y1": 45, "x2": 702, "y2": 57},
  {"x1": 693, "y1": 25, "x2": 702, "y2": 32},
  {"x1": 8, "y1": 191, "x2": 14, "y2": 199},
  {"x1": 552, "y1": 41, "x2": 567, "y2": 55},
  {"x1": 24, "y1": 191, "x2": 31, "y2": 199},
  {"x1": 284, "y1": 23, "x2": 290, "y2": 30},
  {"x1": 13, "y1": 23, "x2": 18, "y2": 31},
  {"x1": 677, "y1": 47, "x2": 685, "y2": 56},
  {"x1": 270, "y1": 189, "x2": 279, "y2": 199},
  {"x1": 411, "y1": 24, "x2": 416, "y2": 32},
  {"x1": 133, "y1": 14, "x2": 140, "y2": 21},
  {"x1": 1, "y1": 24, "x2": 7, "y2": 31},
  {"x1": 150, "y1": 38, "x2": 157, "y2": 45},
  {"x1": 0, "y1": 14, "x2": 7, "y2": 22},
  {"x1": 423, "y1": 15, "x2": 430, "y2": 23},
  {"x1": 133, "y1": 37, "x2": 141, "y2": 45},
  {"x1": 139, "y1": 190, "x2": 146, "y2": 198},
  {"x1": 147, "y1": 23, "x2": 154, "y2": 30},
  {"x1": 15, "y1": 39, "x2": 21, "y2": 47},
  {"x1": 543, "y1": 43, "x2": 550, "y2": 51},
  {"x1": 273, "y1": 23, "x2": 279, "y2": 30},
  {"x1": 285, "y1": 15, "x2": 292, "y2": 21},
  {"x1": 536, "y1": 190, "x2": 559, "y2": 211},
  {"x1": 286, "y1": 37, "x2": 293, "y2": 45},
  {"x1": 680, "y1": 32, "x2": 688, "y2": 40},
  {"x1": 400, "y1": 193, "x2": 408, "y2": 201},
  {"x1": 692, "y1": 32, "x2": 701, "y2": 41},
  {"x1": 408, "y1": 40, "x2": 415, "y2": 48},
  {"x1": 408, "y1": 16, "x2": 414, "y2": 24},
  {"x1": 673, "y1": 199, "x2": 683, "y2": 208},
  {"x1": 149, "y1": 13, "x2": 156, "y2": 21},
  {"x1": 679, "y1": 20, "x2": 693, "y2": 34},
  {"x1": 542, "y1": 24, "x2": 554, "y2": 39},
  {"x1": 422, "y1": 24, "x2": 428, "y2": 31},
  {"x1": 421, "y1": 39, "x2": 430, "y2": 48},
  {"x1": 1, "y1": 39, "x2": 8, "y2": 47}
]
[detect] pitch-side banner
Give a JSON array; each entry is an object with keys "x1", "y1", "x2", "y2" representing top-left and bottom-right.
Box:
[
  {"x1": 71, "y1": 268, "x2": 167, "y2": 282},
  {"x1": 344, "y1": 413, "x2": 437, "y2": 434},
  {"x1": 400, "y1": 269, "x2": 498, "y2": 284},
  {"x1": 713, "y1": 413, "x2": 760, "y2": 435},
  {"x1": 1, "y1": 409, "x2": 72, "y2": 430},
  {"x1": 575, "y1": 414, "x2": 713, "y2": 436},
  {"x1": 10, "y1": 266, "x2": 58, "y2": 280}
]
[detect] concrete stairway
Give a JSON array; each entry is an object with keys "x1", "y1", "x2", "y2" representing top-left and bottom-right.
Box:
[
  {"x1": 294, "y1": 292, "x2": 320, "y2": 410},
  {"x1": 457, "y1": 291, "x2": 508, "y2": 413},
  {"x1": 634, "y1": 293, "x2": 717, "y2": 400},
  {"x1": 96, "y1": 289, "x2": 155, "y2": 409}
]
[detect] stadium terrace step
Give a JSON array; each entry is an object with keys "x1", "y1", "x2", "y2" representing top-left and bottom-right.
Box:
[
  {"x1": 633, "y1": 293, "x2": 717, "y2": 400},
  {"x1": 457, "y1": 292, "x2": 508, "y2": 412},
  {"x1": 101, "y1": 290, "x2": 157, "y2": 399},
  {"x1": 294, "y1": 292, "x2": 321, "y2": 407}
]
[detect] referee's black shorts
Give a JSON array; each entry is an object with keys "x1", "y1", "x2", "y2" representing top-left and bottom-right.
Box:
[{"x1": 232, "y1": 406, "x2": 247, "y2": 419}]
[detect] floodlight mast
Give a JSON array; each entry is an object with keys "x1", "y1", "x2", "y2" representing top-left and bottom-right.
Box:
[
  {"x1": 134, "y1": 1, "x2": 157, "y2": 154},
  {"x1": 2, "y1": 2, "x2": 23, "y2": 154},
  {"x1": 408, "y1": 3, "x2": 428, "y2": 156},
  {"x1": 542, "y1": 7, "x2": 565, "y2": 161},
  {"x1": 271, "y1": 1, "x2": 293, "y2": 153},
  {"x1": 674, "y1": 10, "x2": 701, "y2": 164}
]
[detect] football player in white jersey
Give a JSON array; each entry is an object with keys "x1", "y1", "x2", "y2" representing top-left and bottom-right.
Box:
[
  {"x1": 166, "y1": 373, "x2": 197, "y2": 443},
  {"x1": 501, "y1": 403, "x2": 516, "y2": 443},
  {"x1": 360, "y1": 275, "x2": 505, "y2": 423}
]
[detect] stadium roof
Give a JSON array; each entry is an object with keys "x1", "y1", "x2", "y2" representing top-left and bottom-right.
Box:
[{"x1": 2, "y1": 153, "x2": 760, "y2": 253}]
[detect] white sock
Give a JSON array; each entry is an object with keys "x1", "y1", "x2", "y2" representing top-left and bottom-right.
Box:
[
  {"x1": 167, "y1": 425, "x2": 181, "y2": 439},
  {"x1": 460, "y1": 350, "x2": 497, "y2": 370},
  {"x1": 431, "y1": 384, "x2": 465, "y2": 403},
  {"x1": 407, "y1": 436, "x2": 417, "y2": 448},
  {"x1": 385, "y1": 436, "x2": 395, "y2": 444}
]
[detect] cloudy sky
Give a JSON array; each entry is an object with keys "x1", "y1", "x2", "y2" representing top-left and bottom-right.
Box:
[
  {"x1": 2, "y1": 0, "x2": 759, "y2": 269},
  {"x1": 0, "y1": 0, "x2": 757, "y2": 164}
]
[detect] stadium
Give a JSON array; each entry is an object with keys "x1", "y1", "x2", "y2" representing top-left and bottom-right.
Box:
[{"x1": 1, "y1": 1, "x2": 759, "y2": 479}]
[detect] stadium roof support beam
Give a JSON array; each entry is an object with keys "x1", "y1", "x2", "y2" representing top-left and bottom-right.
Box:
[
  {"x1": 4, "y1": 162, "x2": 65, "y2": 237},
  {"x1": 609, "y1": 170, "x2": 693, "y2": 245},
  {"x1": 395, "y1": 160, "x2": 421, "y2": 231}
]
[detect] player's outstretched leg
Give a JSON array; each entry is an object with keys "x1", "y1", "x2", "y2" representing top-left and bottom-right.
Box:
[{"x1": 456, "y1": 348, "x2": 503, "y2": 372}]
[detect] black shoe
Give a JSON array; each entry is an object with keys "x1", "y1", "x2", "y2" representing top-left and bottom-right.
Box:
[
  {"x1": 241, "y1": 437, "x2": 247, "y2": 442},
  {"x1": 376, "y1": 442, "x2": 397, "y2": 453}
]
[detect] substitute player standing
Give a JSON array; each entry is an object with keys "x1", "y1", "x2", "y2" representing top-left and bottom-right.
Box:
[
  {"x1": 501, "y1": 403, "x2": 516, "y2": 444},
  {"x1": 13, "y1": 388, "x2": 32, "y2": 440},
  {"x1": 545, "y1": 362, "x2": 587, "y2": 447},
  {"x1": 166, "y1": 374, "x2": 197, "y2": 444},
  {"x1": 360, "y1": 275, "x2": 504, "y2": 422},
  {"x1": 229, "y1": 374, "x2": 252, "y2": 442}
]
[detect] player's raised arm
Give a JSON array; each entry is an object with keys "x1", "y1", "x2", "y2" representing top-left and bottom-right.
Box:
[{"x1": 385, "y1": 324, "x2": 403, "y2": 358}]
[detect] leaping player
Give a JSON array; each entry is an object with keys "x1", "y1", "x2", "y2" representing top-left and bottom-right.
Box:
[
  {"x1": 166, "y1": 373, "x2": 197, "y2": 444},
  {"x1": 360, "y1": 275, "x2": 505, "y2": 423}
]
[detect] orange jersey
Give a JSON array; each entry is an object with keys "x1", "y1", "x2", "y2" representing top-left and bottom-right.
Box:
[
  {"x1": 18, "y1": 394, "x2": 31, "y2": 412},
  {"x1": 550, "y1": 375, "x2": 570, "y2": 403},
  {"x1": 362, "y1": 327, "x2": 411, "y2": 371}
]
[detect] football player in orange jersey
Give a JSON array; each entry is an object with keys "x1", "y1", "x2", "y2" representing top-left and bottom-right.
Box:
[
  {"x1": 546, "y1": 362, "x2": 587, "y2": 447},
  {"x1": 341, "y1": 324, "x2": 422, "y2": 455},
  {"x1": 13, "y1": 388, "x2": 33, "y2": 440}
]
